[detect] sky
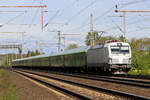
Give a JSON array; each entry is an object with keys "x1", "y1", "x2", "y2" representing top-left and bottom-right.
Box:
[{"x1": 0, "y1": 0, "x2": 149, "y2": 54}]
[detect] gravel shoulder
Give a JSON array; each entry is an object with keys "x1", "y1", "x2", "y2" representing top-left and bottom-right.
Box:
[{"x1": 6, "y1": 70, "x2": 71, "y2": 100}]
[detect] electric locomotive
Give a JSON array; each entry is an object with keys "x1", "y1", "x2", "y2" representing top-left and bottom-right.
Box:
[{"x1": 87, "y1": 40, "x2": 131, "y2": 74}]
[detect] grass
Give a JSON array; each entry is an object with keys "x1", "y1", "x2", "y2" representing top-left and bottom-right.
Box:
[
  {"x1": 0, "y1": 69, "x2": 17, "y2": 100},
  {"x1": 128, "y1": 69, "x2": 150, "y2": 75}
]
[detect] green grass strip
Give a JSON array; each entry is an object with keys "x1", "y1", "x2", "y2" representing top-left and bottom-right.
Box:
[{"x1": 0, "y1": 69, "x2": 17, "y2": 100}]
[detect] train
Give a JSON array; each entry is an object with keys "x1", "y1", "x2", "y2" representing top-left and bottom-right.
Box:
[{"x1": 12, "y1": 40, "x2": 132, "y2": 74}]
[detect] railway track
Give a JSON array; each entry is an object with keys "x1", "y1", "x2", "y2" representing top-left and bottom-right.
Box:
[
  {"x1": 52, "y1": 72, "x2": 150, "y2": 89},
  {"x1": 14, "y1": 69, "x2": 150, "y2": 100},
  {"x1": 12, "y1": 70, "x2": 91, "y2": 100},
  {"x1": 112, "y1": 74, "x2": 150, "y2": 80}
]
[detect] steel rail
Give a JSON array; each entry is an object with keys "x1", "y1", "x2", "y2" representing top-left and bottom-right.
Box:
[
  {"x1": 13, "y1": 70, "x2": 91, "y2": 100},
  {"x1": 46, "y1": 71, "x2": 150, "y2": 89},
  {"x1": 94, "y1": 75, "x2": 150, "y2": 84},
  {"x1": 112, "y1": 74, "x2": 150, "y2": 80},
  {"x1": 19, "y1": 70, "x2": 150, "y2": 100}
]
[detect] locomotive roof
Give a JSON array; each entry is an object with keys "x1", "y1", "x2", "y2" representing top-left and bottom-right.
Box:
[
  {"x1": 89, "y1": 42, "x2": 130, "y2": 49},
  {"x1": 104, "y1": 42, "x2": 130, "y2": 47},
  {"x1": 13, "y1": 46, "x2": 90, "y2": 62}
]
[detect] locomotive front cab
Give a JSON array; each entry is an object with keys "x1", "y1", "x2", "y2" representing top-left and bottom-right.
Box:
[{"x1": 108, "y1": 42, "x2": 132, "y2": 74}]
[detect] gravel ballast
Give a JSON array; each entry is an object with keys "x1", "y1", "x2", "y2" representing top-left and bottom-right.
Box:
[{"x1": 6, "y1": 70, "x2": 72, "y2": 100}]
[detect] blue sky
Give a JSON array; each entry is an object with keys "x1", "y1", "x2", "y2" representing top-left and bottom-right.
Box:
[{"x1": 0, "y1": 0, "x2": 149, "y2": 54}]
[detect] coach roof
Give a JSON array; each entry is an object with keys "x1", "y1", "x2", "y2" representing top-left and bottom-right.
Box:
[{"x1": 13, "y1": 46, "x2": 90, "y2": 62}]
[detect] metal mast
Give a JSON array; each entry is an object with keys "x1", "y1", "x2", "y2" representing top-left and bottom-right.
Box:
[
  {"x1": 90, "y1": 13, "x2": 94, "y2": 46},
  {"x1": 115, "y1": 9, "x2": 150, "y2": 42},
  {"x1": 60, "y1": 34, "x2": 80, "y2": 49},
  {"x1": 0, "y1": 5, "x2": 46, "y2": 31},
  {"x1": 58, "y1": 31, "x2": 61, "y2": 52}
]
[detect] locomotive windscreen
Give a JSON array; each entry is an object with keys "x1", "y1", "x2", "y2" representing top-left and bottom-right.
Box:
[{"x1": 111, "y1": 46, "x2": 129, "y2": 54}]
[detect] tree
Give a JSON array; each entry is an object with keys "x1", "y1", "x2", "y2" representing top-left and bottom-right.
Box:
[
  {"x1": 31, "y1": 51, "x2": 36, "y2": 56},
  {"x1": 35, "y1": 49, "x2": 41, "y2": 55},
  {"x1": 66, "y1": 43, "x2": 78, "y2": 50},
  {"x1": 27, "y1": 50, "x2": 32, "y2": 57},
  {"x1": 118, "y1": 35, "x2": 125, "y2": 42},
  {"x1": 85, "y1": 32, "x2": 117, "y2": 46},
  {"x1": 85, "y1": 32, "x2": 91, "y2": 46},
  {"x1": 85, "y1": 32, "x2": 99, "y2": 46},
  {"x1": 129, "y1": 38, "x2": 150, "y2": 75}
]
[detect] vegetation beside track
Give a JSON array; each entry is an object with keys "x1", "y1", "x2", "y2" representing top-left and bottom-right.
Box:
[
  {"x1": 0, "y1": 69, "x2": 17, "y2": 100},
  {"x1": 128, "y1": 38, "x2": 150, "y2": 75},
  {"x1": 0, "y1": 49, "x2": 41, "y2": 67}
]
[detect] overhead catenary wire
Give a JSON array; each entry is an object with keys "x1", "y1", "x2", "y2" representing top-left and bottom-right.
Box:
[
  {"x1": 94, "y1": 6, "x2": 115, "y2": 24},
  {"x1": 55, "y1": 0, "x2": 82, "y2": 19},
  {"x1": 109, "y1": 18, "x2": 124, "y2": 33},
  {"x1": 0, "y1": 11, "x2": 27, "y2": 13},
  {"x1": 44, "y1": 0, "x2": 79, "y2": 29},
  {"x1": 0, "y1": 1, "x2": 47, "y2": 54},
  {"x1": 16, "y1": 11, "x2": 28, "y2": 37},
  {"x1": 17, "y1": 9, "x2": 28, "y2": 33},
  {"x1": 1, "y1": 12, "x2": 26, "y2": 27},
  {"x1": 51, "y1": 0, "x2": 132, "y2": 34},
  {"x1": 65, "y1": 5, "x2": 115, "y2": 32},
  {"x1": 64, "y1": 17, "x2": 89, "y2": 32},
  {"x1": 114, "y1": 9, "x2": 150, "y2": 35},
  {"x1": 32, "y1": 0, "x2": 36, "y2": 5},
  {"x1": 117, "y1": 0, "x2": 149, "y2": 9},
  {"x1": 29, "y1": 8, "x2": 40, "y2": 28},
  {"x1": 103, "y1": 21, "x2": 150, "y2": 39},
  {"x1": 67, "y1": 0, "x2": 99, "y2": 23},
  {"x1": 69, "y1": 0, "x2": 148, "y2": 33},
  {"x1": 127, "y1": 26, "x2": 150, "y2": 34},
  {"x1": 125, "y1": 14, "x2": 150, "y2": 26},
  {"x1": 57, "y1": 0, "x2": 99, "y2": 29},
  {"x1": 99, "y1": 0, "x2": 150, "y2": 37},
  {"x1": 44, "y1": 10, "x2": 60, "y2": 28},
  {"x1": 0, "y1": 0, "x2": 149, "y2": 54},
  {"x1": 40, "y1": 0, "x2": 44, "y2": 5},
  {"x1": 94, "y1": 0, "x2": 149, "y2": 32}
]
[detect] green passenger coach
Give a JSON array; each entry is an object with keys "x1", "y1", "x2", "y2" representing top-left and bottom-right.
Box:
[{"x1": 12, "y1": 46, "x2": 89, "y2": 71}]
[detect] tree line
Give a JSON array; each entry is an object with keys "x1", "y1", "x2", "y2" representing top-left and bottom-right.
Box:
[{"x1": 26, "y1": 49, "x2": 41, "y2": 57}]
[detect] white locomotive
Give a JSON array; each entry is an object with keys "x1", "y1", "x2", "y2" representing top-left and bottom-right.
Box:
[{"x1": 87, "y1": 40, "x2": 131, "y2": 74}]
